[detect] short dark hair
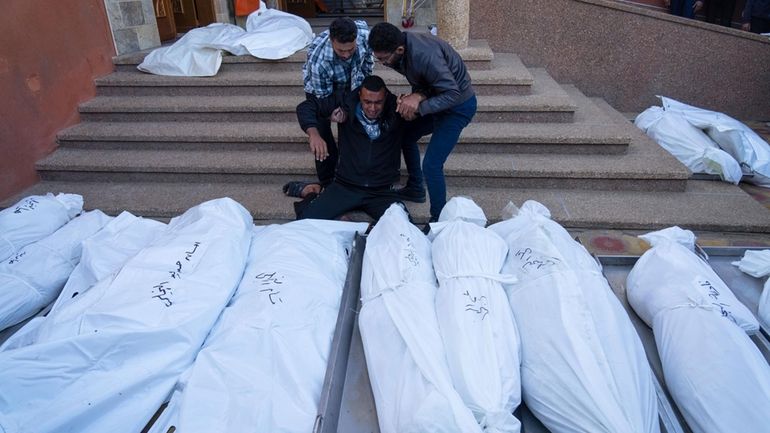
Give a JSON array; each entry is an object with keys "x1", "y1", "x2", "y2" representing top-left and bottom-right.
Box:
[
  {"x1": 368, "y1": 22, "x2": 402, "y2": 53},
  {"x1": 329, "y1": 18, "x2": 357, "y2": 43},
  {"x1": 361, "y1": 75, "x2": 386, "y2": 93}
]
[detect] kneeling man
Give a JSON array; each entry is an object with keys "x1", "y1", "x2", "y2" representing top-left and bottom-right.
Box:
[{"x1": 294, "y1": 75, "x2": 409, "y2": 221}]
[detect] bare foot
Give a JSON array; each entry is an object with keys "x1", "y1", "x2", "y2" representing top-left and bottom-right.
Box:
[{"x1": 301, "y1": 183, "x2": 322, "y2": 198}]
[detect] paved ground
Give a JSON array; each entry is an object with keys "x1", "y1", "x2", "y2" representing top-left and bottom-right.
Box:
[{"x1": 575, "y1": 120, "x2": 770, "y2": 253}]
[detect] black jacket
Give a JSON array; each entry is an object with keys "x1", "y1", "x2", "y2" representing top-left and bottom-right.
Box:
[
  {"x1": 296, "y1": 88, "x2": 403, "y2": 189},
  {"x1": 389, "y1": 32, "x2": 475, "y2": 116}
]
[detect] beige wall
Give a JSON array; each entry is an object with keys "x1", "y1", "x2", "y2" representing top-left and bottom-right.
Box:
[{"x1": 470, "y1": 0, "x2": 770, "y2": 119}]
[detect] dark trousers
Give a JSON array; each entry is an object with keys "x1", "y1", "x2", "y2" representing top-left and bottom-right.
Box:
[
  {"x1": 306, "y1": 93, "x2": 338, "y2": 188},
  {"x1": 295, "y1": 182, "x2": 405, "y2": 221},
  {"x1": 401, "y1": 95, "x2": 477, "y2": 220},
  {"x1": 751, "y1": 15, "x2": 770, "y2": 33},
  {"x1": 706, "y1": 0, "x2": 736, "y2": 26},
  {"x1": 670, "y1": 0, "x2": 696, "y2": 17}
]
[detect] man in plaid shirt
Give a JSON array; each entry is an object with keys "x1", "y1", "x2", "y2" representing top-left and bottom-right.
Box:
[{"x1": 287, "y1": 18, "x2": 373, "y2": 199}]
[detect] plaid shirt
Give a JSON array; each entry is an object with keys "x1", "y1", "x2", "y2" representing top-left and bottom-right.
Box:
[{"x1": 302, "y1": 20, "x2": 373, "y2": 98}]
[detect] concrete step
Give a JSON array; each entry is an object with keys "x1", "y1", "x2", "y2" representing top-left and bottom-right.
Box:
[
  {"x1": 112, "y1": 39, "x2": 493, "y2": 72},
  {"x1": 59, "y1": 91, "x2": 628, "y2": 155},
  {"x1": 7, "y1": 180, "x2": 770, "y2": 232},
  {"x1": 99, "y1": 53, "x2": 530, "y2": 97},
  {"x1": 62, "y1": 82, "x2": 627, "y2": 154},
  {"x1": 79, "y1": 68, "x2": 575, "y2": 123},
  {"x1": 36, "y1": 137, "x2": 686, "y2": 191}
]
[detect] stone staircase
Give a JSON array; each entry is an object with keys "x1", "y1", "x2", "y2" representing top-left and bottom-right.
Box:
[{"x1": 9, "y1": 33, "x2": 770, "y2": 232}]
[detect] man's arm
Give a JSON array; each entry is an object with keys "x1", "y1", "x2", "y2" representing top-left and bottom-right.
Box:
[
  {"x1": 296, "y1": 92, "x2": 346, "y2": 161},
  {"x1": 304, "y1": 59, "x2": 336, "y2": 98},
  {"x1": 414, "y1": 56, "x2": 462, "y2": 116},
  {"x1": 356, "y1": 22, "x2": 374, "y2": 78}
]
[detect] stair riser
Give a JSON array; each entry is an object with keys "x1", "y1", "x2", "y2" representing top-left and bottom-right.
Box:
[
  {"x1": 57, "y1": 140, "x2": 628, "y2": 155},
  {"x1": 116, "y1": 59, "x2": 492, "y2": 73},
  {"x1": 39, "y1": 171, "x2": 686, "y2": 192},
  {"x1": 95, "y1": 84, "x2": 531, "y2": 97},
  {"x1": 78, "y1": 110, "x2": 573, "y2": 123},
  {"x1": 58, "y1": 137, "x2": 628, "y2": 155},
  {"x1": 117, "y1": 62, "x2": 304, "y2": 73}
]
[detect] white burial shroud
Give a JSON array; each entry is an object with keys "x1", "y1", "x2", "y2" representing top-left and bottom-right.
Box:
[
  {"x1": 488, "y1": 200, "x2": 659, "y2": 433},
  {"x1": 0, "y1": 210, "x2": 111, "y2": 332},
  {"x1": 627, "y1": 227, "x2": 770, "y2": 433},
  {"x1": 430, "y1": 197, "x2": 522, "y2": 433},
  {"x1": 0, "y1": 211, "x2": 166, "y2": 351},
  {"x1": 359, "y1": 204, "x2": 483, "y2": 433},
  {"x1": 660, "y1": 96, "x2": 770, "y2": 187},
  {"x1": 0, "y1": 193, "x2": 83, "y2": 261},
  {"x1": 149, "y1": 219, "x2": 368, "y2": 433},
  {"x1": 733, "y1": 249, "x2": 770, "y2": 331},
  {"x1": 137, "y1": 2, "x2": 312, "y2": 76},
  {"x1": 0, "y1": 198, "x2": 252, "y2": 433},
  {"x1": 634, "y1": 106, "x2": 742, "y2": 184}
]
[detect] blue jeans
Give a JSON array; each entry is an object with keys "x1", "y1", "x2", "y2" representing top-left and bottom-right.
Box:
[{"x1": 402, "y1": 95, "x2": 477, "y2": 220}]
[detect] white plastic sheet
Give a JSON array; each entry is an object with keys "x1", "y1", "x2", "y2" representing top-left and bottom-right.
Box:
[
  {"x1": 138, "y1": 24, "x2": 242, "y2": 76},
  {"x1": 661, "y1": 96, "x2": 770, "y2": 187},
  {"x1": 0, "y1": 193, "x2": 83, "y2": 261},
  {"x1": 488, "y1": 200, "x2": 659, "y2": 433},
  {"x1": 138, "y1": 2, "x2": 312, "y2": 76},
  {"x1": 0, "y1": 198, "x2": 252, "y2": 433},
  {"x1": 635, "y1": 106, "x2": 742, "y2": 184},
  {"x1": 0, "y1": 210, "x2": 111, "y2": 332},
  {"x1": 431, "y1": 197, "x2": 522, "y2": 433},
  {"x1": 627, "y1": 227, "x2": 770, "y2": 433},
  {"x1": 0, "y1": 211, "x2": 166, "y2": 351},
  {"x1": 243, "y1": 2, "x2": 314, "y2": 59},
  {"x1": 149, "y1": 219, "x2": 367, "y2": 433},
  {"x1": 733, "y1": 249, "x2": 770, "y2": 332},
  {"x1": 360, "y1": 204, "x2": 483, "y2": 433}
]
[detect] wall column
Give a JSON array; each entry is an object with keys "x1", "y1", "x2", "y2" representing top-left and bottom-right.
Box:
[{"x1": 437, "y1": 0, "x2": 469, "y2": 49}]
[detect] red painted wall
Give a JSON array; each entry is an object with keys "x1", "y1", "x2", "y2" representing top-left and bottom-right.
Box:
[{"x1": 0, "y1": 0, "x2": 115, "y2": 201}]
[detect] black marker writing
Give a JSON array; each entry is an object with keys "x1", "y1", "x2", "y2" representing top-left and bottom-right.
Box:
[{"x1": 14, "y1": 198, "x2": 40, "y2": 214}]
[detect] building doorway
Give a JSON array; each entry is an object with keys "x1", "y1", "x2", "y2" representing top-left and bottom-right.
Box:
[
  {"x1": 283, "y1": 0, "x2": 384, "y2": 19},
  {"x1": 153, "y1": 0, "x2": 218, "y2": 41}
]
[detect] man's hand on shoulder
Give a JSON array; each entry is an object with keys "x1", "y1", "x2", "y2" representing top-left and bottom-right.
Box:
[
  {"x1": 396, "y1": 93, "x2": 425, "y2": 120},
  {"x1": 330, "y1": 107, "x2": 347, "y2": 123},
  {"x1": 306, "y1": 127, "x2": 329, "y2": 161}
]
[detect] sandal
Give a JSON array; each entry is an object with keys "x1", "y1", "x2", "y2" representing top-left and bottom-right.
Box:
[{"x1": 282, "y1": 180, "x2": 319, "y2": 198}]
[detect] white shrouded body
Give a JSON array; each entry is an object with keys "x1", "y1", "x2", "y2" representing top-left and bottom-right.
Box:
[
  {"x1": 359, "y1": 204, "x2": 483, "y2": 433},
  {"x1": 0, "y1": 193, "x2": 83, "y2": 261},
  {"x1": 489, "y1": 200, "x2": 659, "y2": 433},
  {"x1": 627, "y1": 227, "x2": 770, "y2": 433},
  {"x1": 431, "y1": 197, "x2": 522, "y2": 433},
  {"x1": 0, "y1": 198, "x2": 253, "y2": 433},
  {"x1": 149, "y1": 219, "x2": 367, "y2": 433}
]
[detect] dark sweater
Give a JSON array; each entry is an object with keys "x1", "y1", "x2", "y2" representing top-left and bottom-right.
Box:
[{"x1": 296, "y1": 88, "x2": 403, "y2": 189}]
